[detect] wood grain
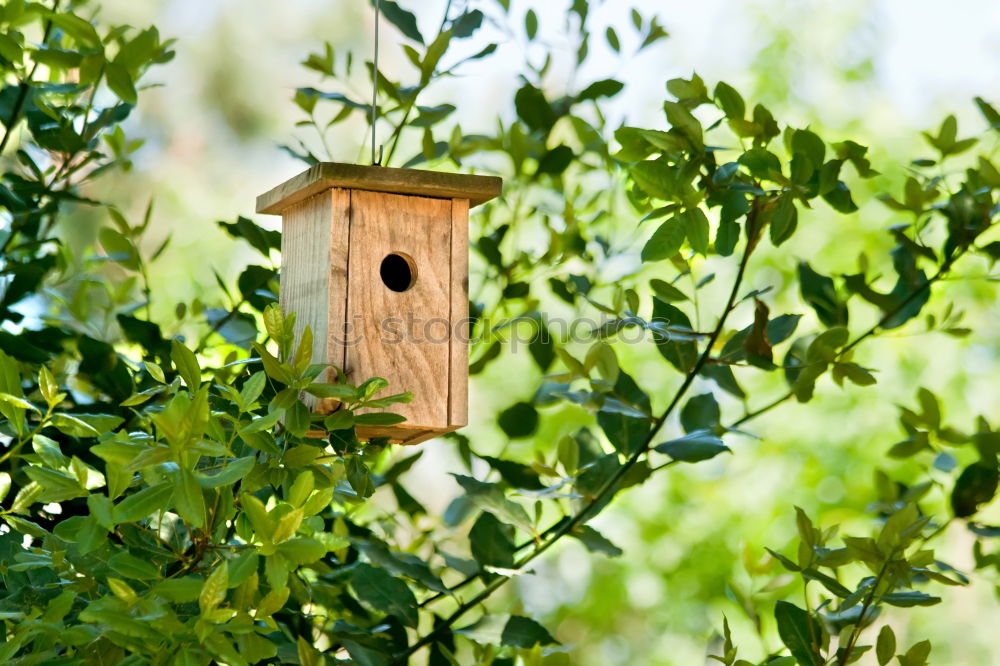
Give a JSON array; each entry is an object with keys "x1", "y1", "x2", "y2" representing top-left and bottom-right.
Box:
[
  {"x1": 448, "y1": 198, "x2": 469, "y2": 428},
  {"x1": 279, "y1": 189, "x2": 350, "y2": 412},
  {"x1": 346, "y1": 190, "x2": 452, "y2": 428},
  {"x1": 257, "y1": 162, "x2": 502, "y2": 214}
]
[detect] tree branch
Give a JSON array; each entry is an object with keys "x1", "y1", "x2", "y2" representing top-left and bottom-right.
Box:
[
  {"x1": 0, "y1": 0, "x2": 61, "y2": 157},
  {"x1": 399, "y1": 215, "x2": 984, "y2": 661},
  {"x1": 394, "y1": 204, "x2": 761, "y2": 662}
]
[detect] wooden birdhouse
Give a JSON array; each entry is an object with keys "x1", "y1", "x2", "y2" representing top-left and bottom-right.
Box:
[{"x1": 256, "y1": 163, "x2": 502, "y2": 445}]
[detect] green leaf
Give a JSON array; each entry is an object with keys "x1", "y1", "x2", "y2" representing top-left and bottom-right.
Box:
[
  {"x1": 456, "y1": 614, "x2": 510, "y2": 645},
  {"x1": 578, "y1": 78, "x2": 624, "y2": 101},
  {"x1": 32, "y1": 434, "x2": 69, "y2": 469},
  {"x1": 305, "y1": 383, "x2": 357, "y2": 399},
  {"x1": 773, "y1": 601, "x2": 823, "y2": 666},
  {"x1": 218, "y1": 217, "x2": 281, "y2": 257},
  {"x1": 650, "y1": 278, "x2": 688, "y2": 302},
  {"x1": 324, "y1": 410, "x2": 355, "y2": 431},
  {"x1": 536, "y1": 145, "x2": 574, "y2": 176},
  {"x1": 480, "y1": 456, "x2": 544, "y2": 490},
  {"x1": 630, "y1": 160, "x2": 681, "y2": 200},
  {"x1": 652, "y1": 298, "x2": 698, "y2": 372},
  {"x1": 514, "y1": 83, "x2": 556, "y2": 134},
  {"x1": 108, "y1": 551, "x2": 159, "y2": 580},
  {"x1": 570, "y1": 525, "x2": 623, "y2": 557},
  {"x1": 898, "y1": 640, "x2": 931, "y2": 666},
  {"x1": 680, "y1": 393, "x2": 720, "y2": 433},
  {"x1": 454, "y1": 474, "x2": 534, "y2": 532},
  {"x1": 170, "y1": 340, "x2": 201, "y2": 390},
  {"x1": 198, "y1": 456, "x2": 256, "y2": 489},
  {"x1": 501, "y1": 615, "x2": 559, "y2": 648},
  {"x1": 451, "y1": 10, "x2": 484, "y2": 38},
  {"x1": 199, "y1": 560, "x2": 229, "y2": 614},
  {"x1": 765, "y1": 547, "x2": 802, "y2": 572},
  {"x1": 654, "y1": 431, "x2": 730, "y2": 462},
  {"x1": 284, "y1": 400, "x2": 312, "y2": 436},
  {"x1": 714, "y1": 81, "x2": 745, "y2": 119},
  {"x1": 664, "y1": 101, "x2": 703, "y2": 149},
  {"x1": 770, "y1": 193, "x2": 798, "y2": 246},
  {"x1": 277, "y1": 537, "x2": 327, "y2": 565},
  {"x1": 798, "y1": 262, "x2": 848, "y2": 328},
  {"x1": 105, "y1": 63, "x2": 137, "y2": 104},
  {"x1": 175, "y1": 468, "x2": 206, "y2": 528},
  {"x1": 739, "y1": 148, "x2": 782, "y2": 180},
  {"x1": 469, "y1": 512, "x2": 516, "y2": 569},
  {"x1": 975, "y1": 96, "x2": 1000, "y2": 129},
  {"x1": 113, "y1": 483, "x2": 174, "y2": 523},
  {"x1": 666, "y1": 75, "x2": 709, "y2": 103},
  {"x1": 354, "y1": 411, "x2": 406, "y2": 426},
  {"x1": 605, "y1": 26, "x2": 620, "y2": 52},
  {"x1": 357, "y1": 540, "x2": 447, "y2": 592},
  {"x1": 0, "y1": 393, "x2": 39, "y2": 414},
  {"x1": 800, "y1": 568, "x2": 850, "y2": 597},
  {"x1": 642, "y1": 217, "x2": 685, "y2": 262},
  {"x1": 498, "y1": 401, "x2": 538, "y2": 439},
  {"x1": 239, "y1": 371, "x2": 267, "y2": 408},
  {"x1": 951, "y1": 461, "x2": 999, "y2": 518},
  {"x1": 373, "y1": 0, "x2": 423, "y2": 43},
  {"x1": 683, "y1": 208, "x2": 710, "y2": 255},
  {"x1": 271, "y1": 507, "x2": 304, "y2": 543},
  {"x1": 99, "y1": 227, "x2": 141, "y2": 270},
  {"x1": 49, "y1": 12, "x2": 102, "y2": 48},
  {"x1": 525, "y1": 9, "x2": 538, "y2": 40},
  {"x1": 876, "y1": 625, "x2": 896, "y2": 666},
  {"x1": 791, "y1": 128, "x2": 825, "y2": 166},
  {"x1": 882, "y1": 591, "x2": 941, "y2": 607},
  {"x1": 350, "y1": 563, "x2": 419, "y2": 627},
  {"x1": 597, "y1": 370, "x2": 652, "y2": 456}
]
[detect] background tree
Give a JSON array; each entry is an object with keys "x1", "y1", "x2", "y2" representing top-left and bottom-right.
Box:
[{"x1": 1, "y1": 1, "x2": 999, "y2": 665}]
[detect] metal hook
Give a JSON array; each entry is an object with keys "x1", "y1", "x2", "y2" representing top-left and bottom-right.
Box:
[{"x1": 370, "y1": 0, "x2": 384, "y2": 166}]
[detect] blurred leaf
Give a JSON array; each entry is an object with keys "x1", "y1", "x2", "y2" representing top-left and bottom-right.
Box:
[
  {"x1": 501, "y1": 615, "x2": 558, "y2": 648},
  {"x1": 951, "y1": 461, "x2": 999, "y2": 518},
  {"x1": 498, "y1": 401, "x2": 538, "y2": 439},
  {"x1": 372, "y1": 0, "x2": 423, "y2": 43},
  {"x1": 655, "y1": 431, "x2": 730, "y2": 463},
  {"x1": 774, "y1": 601, "x2": 823, "y2": 666},
  {"x1": 351, "y1": 563, "x2": 419, "y2": 627}
]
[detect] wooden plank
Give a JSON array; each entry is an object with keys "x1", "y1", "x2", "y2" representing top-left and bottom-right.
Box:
[
  {"x1": 346, "y1": 190, "x2": 452, "y2": 429},
  {"x1": 279, "y1": 189, "x2": 350, "y2": 412},
  {"x1": 448, "y1": 198, "x2": 469, "y2": 428},
  {"x1": 257, "y1": 162, "x2": 502, "y2": 215}
]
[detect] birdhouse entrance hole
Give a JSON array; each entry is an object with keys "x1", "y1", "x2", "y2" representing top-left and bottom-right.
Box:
[{"x1": 380, "y1": 252, "x2": 415, "y2": 292}]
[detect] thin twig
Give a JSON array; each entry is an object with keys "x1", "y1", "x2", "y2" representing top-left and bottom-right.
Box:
[
  {"x1": 394, "y1": 206, "x2": 761, "y2": 663},
  {"x1": 0, "y1": 0, "x2": 62, "y2": 156},
  {"x1": 399, "y1": 218, "x2": 979, "y2": 660}
]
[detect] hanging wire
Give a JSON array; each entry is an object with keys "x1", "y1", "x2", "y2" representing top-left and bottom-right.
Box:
[{"x1": 370, "y1": 0, "x2": 383, "y2": 166}]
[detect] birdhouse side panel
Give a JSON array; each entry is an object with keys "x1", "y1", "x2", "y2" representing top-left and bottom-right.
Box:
[
  {"x1": 346, "y1": 190, "x2": 453, "y2": 429},
  {"x1": 279, "y1": 189, "x2": 351, "y2": 407},
  {"x1": 448, "y1": 198, "x2": 470, "y2": 428}
]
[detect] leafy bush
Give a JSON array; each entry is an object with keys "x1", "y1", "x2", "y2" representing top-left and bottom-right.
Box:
[{"x1": 1, "y1": 1, "x2": 999, "y2": 665}]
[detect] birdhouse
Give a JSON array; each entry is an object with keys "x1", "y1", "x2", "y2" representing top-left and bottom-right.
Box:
[{"x1": 256, "y1": 163, "x2": 502, "y2": 445}]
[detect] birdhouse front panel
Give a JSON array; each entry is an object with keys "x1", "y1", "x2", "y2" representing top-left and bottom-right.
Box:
[
  {"x1": 257, "y1": 163, "x2": 501, "y2": 445},
  {"x1": 346, "y1": 190, "x2": 455, "y2": 436}
]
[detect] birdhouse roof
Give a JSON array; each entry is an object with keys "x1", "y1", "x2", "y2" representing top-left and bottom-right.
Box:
[{"x1": 256, "y1": 162, "x2": 502, "y2": 215}]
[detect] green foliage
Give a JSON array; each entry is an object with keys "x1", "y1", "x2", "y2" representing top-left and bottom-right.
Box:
[{"x1": 2, "y1": 0, "x2": 999, "y2": 664}]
